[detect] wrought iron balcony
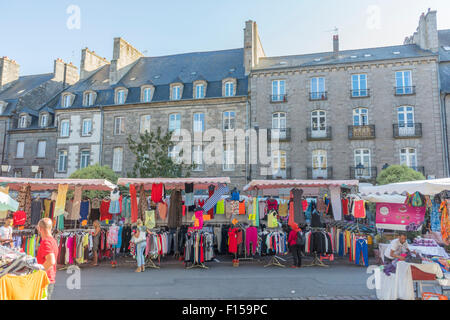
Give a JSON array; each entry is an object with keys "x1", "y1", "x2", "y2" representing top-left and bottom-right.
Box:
[
  {"x1": 267, "y1": 128, "x2": 291, "y2": 142},
  {"x1": 348, "y1": 125, "x2": 376, "y2": 140},
  {"x1": 393, "y1": 123, "x2": 422, "y2": 138},
  {"x1": 266, "y1": 167, "x2": 292, "y2": 180},
  {"x1": 306, "y1": 126, "x2": 332, "y2": 141},
  {"x1": 395, "y1": 86, "x2": 416, "y2": 96},
  {"x1": 309, "y1": 91, "x2": 328, "y2": 101},
  {"x1": 350, "y1": 89, "x2": 370, "y2": 98},
  {"x1": 307, "y1": 167, "x2": 333, "y2": 180},
  {"x1": 270, "y1": 94, "x2": 288, "y2": 103},
  {"x1": 349, "y1": 166, "x2": 378, "y2": 180}
]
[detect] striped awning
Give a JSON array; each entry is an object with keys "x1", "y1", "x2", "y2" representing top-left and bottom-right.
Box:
[
  {"x1": 0, "y1": 177, "x2": 117, "y2": 191},
  {"x1": 117, "y1": 177, "x2": 231, "y2": 190},
  {"x1": 243, "y1": 179, "x2": 359, "y2": 192}
]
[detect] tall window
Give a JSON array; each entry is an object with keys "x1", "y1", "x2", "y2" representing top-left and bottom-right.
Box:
[
  {"x1": 58, "y1": 150, "x2": 68, "y2": 172},
  {"x1": 397, "y1": 106, "x2": 415, "y2": 136},
  {"x1": 112, "y1": 147, "x2": 123, "y2": 172},
  {"x1": 37, "y1": 140, "x2": 46, "y2": 158},
  {"x1": 193, "y1": 113, "x2": 205, "y2": 132},
  {"x1": 114, "y1": 117, "x2": 125, "y2": 135},
  {"x1": 272, "y1": 150, "x2": 287, "y2": 172},
  {"x1": 14, "y1": 169, "x2": 22, "y2": 178},
  {"x1": 310, "y1": 77, "x2": 325, "y2": 99},
  {"x1": 353, "y1": 108, "x2": 368, "y2": 126},
  {"x1": 19, "y1": 115, "x2": 27, "y2": 128},
  {"x1": 192, "y1": 145, "x2": 204, "y2": 171},
  {"x1": 354, "y1": 149, "x2": 371, "y2": 178},
  {"x1": 172, "y1": 86, "x2": 181, "y2": 100},
  {"x1": 400, "y1": 148, "x2": 417, "y2": 168},
  {"x1": 311, "y1": 110, "x2": 326, "y2": 136},
  {"x1": 34, "y1": 169, "x2": 43, "y2": 179},
  {"x1": 84, "y1": 92, "x2": 94, "y2": 106},
  {"x1": 272, "y1": 112, "x2": 287, "y2": 140},
  {"x1": 143, "y1": 88, "x2": 152, "y2": 102},
  {"x1": 395, "y1": 71, "x2": 413, "y2": 94},
  {"x1": 168, "y1": 146, "x2": 181, "y2": 164},
  {"x1": 169, "y1": 114, "x2": 181, "y2": 134},
  {"x1": 195, "y1": 84, "x2": 205, "y2": 99},
  {"x1": 351, "y1": 74, "x2": 368, "y2": 97},
  {"x1": 16, "y1": 141, "x2": 24, "y2": 158},
  {"x1": 116, "y1": 90, "x2": 126, "y2": 104},
  {"x1": 63, "y1": 95, "x2": 71, "y2": 108},
  {"x1": 80, "y1": 150, "x2": 90, "y2": 169},
  {"x1": 272, "y1": 80, "x2": 286, "y2": 101},
  {"x1": 223, "y1": 111, "x2": 235, "y2": 131},
  {"x1": 312, "y1": 150, "x2": 327, "y2": 169},
  {"x1": 223, "y1": 144, "x2": 235, "y2": 171},
  {"x1": 225, "y1": 82, "x2": 234, "y2": 97},
  {"x1": 60, "y1": 120, "x2": 70, "y2": 137},
  {"x1": 40, "y1": 114, "x2": 48, "y2": 127},
  {"x1": 140, "y1": 115, "x2": 151, "y2": 134},
  {"x1": 82, "y1": 118, "x2": 92, "y2": 136}
]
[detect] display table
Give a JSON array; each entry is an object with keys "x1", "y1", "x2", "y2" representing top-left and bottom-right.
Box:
[
  {"x1": 379, "y1": 243, "x2": 449, "y2": 262},
  {"x1": 376, "y1": 261, "x2": 443, "y2": 300}
]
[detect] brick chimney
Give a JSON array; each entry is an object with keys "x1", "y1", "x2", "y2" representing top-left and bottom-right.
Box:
[
  {"x1": 53, "y1": 58, "x2": 79, "y2": 87},
  {"x1": 80, "y1": 48, "x2": 110, "y2": 80},
  {"x1": 333, "y1": 35, "x2": 339, "y2": 55},
  {"x1": 404, "y1": 9, "x2": 438, "y2": 53},
  {"x1": 109, "y1": 37, "x2": 143, "y2": 85},
  {"x1": 0, "y1": 56, "x2": 20, "y2": 90}
]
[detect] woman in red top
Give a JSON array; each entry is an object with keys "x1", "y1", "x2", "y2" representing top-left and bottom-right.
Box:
[{"x1": 288, "y1": 226, "x2": 302, "y2": 268}]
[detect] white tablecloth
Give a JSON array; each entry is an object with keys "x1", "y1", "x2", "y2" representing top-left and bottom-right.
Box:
[
  {"x1": 376, "y1": 262, "x2": 444, "y2": 300},
  {"x1": 379, "y1": 243, "x2": 449, "y2": 262}
]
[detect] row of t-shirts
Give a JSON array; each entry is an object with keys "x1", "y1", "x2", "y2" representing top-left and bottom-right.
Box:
[{"x1": 342, "y1": 198, "x2": 366, "y2": 218}]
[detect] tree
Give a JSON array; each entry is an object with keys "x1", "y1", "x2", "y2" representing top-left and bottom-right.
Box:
[
  {"x1": 376, "y1": 165, "x2": 425, "y2": 185},
  {"x1": 69, "y1": 164, "x2": 119, "y2": 198},
  {"x1": 127, "y1": 127, "x2": 193, "y2": 178}
]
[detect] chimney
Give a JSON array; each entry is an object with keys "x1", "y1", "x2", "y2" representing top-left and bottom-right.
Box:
[
  {"x1": 405, "y1": 9, "x2": 438, "y2": 53},
  {"x1": 53, "y1": 58, "x2": 79, "y2": 87},
  {"x1": 333, "y1": 35, "x2": 339, "y2": 55},
  {"x1": 80, "y1": 48, "x2": 110, "y2": 80},
  {"x1": 0, "y1": 56, "x2": 20, "y2": 90},
  {"x1": 243, "y1": 20, "x2": 266, "y2": 75},
  {"x1": 109, "y1": 37, "x2": 143, "y2": 85}
]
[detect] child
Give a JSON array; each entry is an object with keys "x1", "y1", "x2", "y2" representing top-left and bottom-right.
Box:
[
  {"x1": 91, "y1": 220, "x2": 101, "y2": 266},
  {"x1": 131, "y1": 219, "x2": 147, "y2": 272}
]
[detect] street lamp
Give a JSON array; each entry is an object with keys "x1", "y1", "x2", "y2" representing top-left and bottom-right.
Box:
[
  {"x1": 356, "y1": 163, "x2": 365, "y2": 177},
  {"x1": 1, "y1": 161, "x2": 11, "y2": 175},
  {"x1": 31, "y1": 160, "x2": 39, "y2": 175}
]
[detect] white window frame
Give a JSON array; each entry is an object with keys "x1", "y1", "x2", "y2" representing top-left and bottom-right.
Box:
[
  {"x1": 311, "y1": 110, "x2": 327, "y2": 137},
  {"x1": 40, "y1": 114, "x2": 48, "y2": 127},
  {"x1": 58, "y1": 150, "x2": 68, "y2": 172},
  {"x1": 192, "y1": 145, "x2": 204, "y2": 171},
  {"x1": 353, "y1": 108, "x2": 368, "y2": 126},
  {"x1": 225, "y1": 82, "x2": 234, "y2": 97},
  {"x1": 34, "y1": 169, "x2": 43, "y2": 179},
  {"x1": 310, "y1": 77, "x2": 326, "y2": 99},
  {"x1": 114, "y1": 117, "x2": 125, "y2": 135},
  {"x1": 84, "y1": 92, "x2": 94, "y2": 106},
  {"x1": 223, "y1": 111, "x2": 236, "y2": 131},
  {"x1": 16, "y1": 141, "x2": 24, "y2": 158},
  {"x1": 272, "y1": 80, "x2": 286, "y2": 101},
  {"x1": 271, "y1": 150, "x2": 287, "y2": 172},
  {"x1": 143, "y1": 88, "x2": 152, "y2": 102},
  {"x1": 193, "y1": 113, "x2": 205, "y2": 133},
  {"x1": 195, "y1": 84, "x2": 205, "y2": 99},
  {"x1": 395, "y1": 70, "x2": 413, "y2": 94},
  {"x1": 168, "y1": 145, "x2": 181, "y2": 164},
  {"x1": 351, "y1": 74, "x2": 368, "y2": 97},
  {"x1": 223, "y1": 144, "x2": 235, "y2": 171},
  {"x1": 112, "y1": 147, "x2": 123, "y2": 172},
  {"x1": 82, "y1": 118, "x2": 92, "y2": 136},
  {"x1": 172, "y1": 86, "x2": 181, "y2": 100},
  {"x1": 19, "y1": 115, "x2": 27, "y2": 128},
  {"x1": 116, "y1": 90, "x2": 126, "y2": 104},
  {"x1": 80, "y1": 150, "x2": 90, "y2": 169},
  {"x1": 139, "y1": 115, "x2": 151, "y2": 134},
  {"x1": 36, "y1": 140, "x2": 46, "y2": 158},
  {"x1": 168, "y1": 113, "x2": 181, "y2": 135},
  {"x1": 354, "y1": 149, "x2": 372, "y2": 178},
  {"x1": 63, "y1": 95, "x2": 71, "y2": 108},
  {"x1": 60, "y1": 120, "x2": 70, "y2": 137},
  {"x1": 400, "y1": 148, "x2": 417, "y2": 168}
]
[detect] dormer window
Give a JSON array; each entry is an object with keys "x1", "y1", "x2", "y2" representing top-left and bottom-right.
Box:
[
  {"x1": 0, "y1": 101, "x2": 5, "y2": 114},
  {"x1": 62, "y1": 94, "x2": 72, "y2": 108},
  {"x1": 19, "y1": 115, "x2": 27, "y2": 128},
  {"x1": 39, "y1": 113, "x2": 48, "y2": 127},
  {"x1": 223, "y1": 78, "x2": 237, "y2": 97},
  {"x1": 172, "y1": 86, "x2": 181, "y2": 100},
  {"x1": 195, "y1": 84, "x2": 205, "y2": 99},
  {"x1": 83, "y1": 91, "x2": 95, "y2": 106},
  {"x1": 141, "y1": 86, "x2": 154, "y2": 103},
  {"x1": 116, "y1": 89, "x2": 126, "y2": 104}
]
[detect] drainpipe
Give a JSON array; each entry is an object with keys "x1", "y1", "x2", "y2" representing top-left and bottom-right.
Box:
[
  {"x1": 441, "y1": 92, "x2": 450, "y2": 176},
  {"x1": 99, "y1": 105, "x2": 104, "y2": 166}
]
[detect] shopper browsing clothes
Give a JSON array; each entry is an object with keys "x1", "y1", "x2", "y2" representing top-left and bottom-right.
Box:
[
  {"x1": 36, "y1": 218, "x2": 59, "y2": 300},
  {"x1": 288, "y1": 226, "x2": 304, "y2": 268},
  {"x1": 384, "y1": 233, "x2": 417, "y2": 264},
  {"x1": 91, "y1": 220, "x2": 101, "y2": 266},
  {"x1": 0, "y1": 216, "x2": 14, "y2": 248},
  {"x1": 131, "y1": 219, "x2": 147, "y2": 272}
]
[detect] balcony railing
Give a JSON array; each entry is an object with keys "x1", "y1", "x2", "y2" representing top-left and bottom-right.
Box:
[
  {"x1": 351, "y1": 89, "x2": 370, "y2": 98},
  {"x1": 270, "y1": 94, "x2": 288, "y2": 103},
  {"x1": 349, "y1": 166, "x2": 378, "y2": 180},
  {"x1": 393, "y1": 123, "x2": 422, "y2": 138},
  {"x1": 309, "y1": 91, "x2": 328, "y2": 101},
  {"x1": 306, "y1": 126, "x2": 332, "y2": 141},
  {"x1": 266, "y1": 167, "x2": 292, "y2": 180},
  {"x1": 395, "y1": 86, "x2": 416, "y2": 96},
  {"x1": 307, "y1": 167, "x2": 333, "y2": 180},
  {"x1": 348, "y1": 125, "x2": 376, "y2": 140},
  {"x1": 267, "y1": 128, "x2": 291, "y2": 142}
]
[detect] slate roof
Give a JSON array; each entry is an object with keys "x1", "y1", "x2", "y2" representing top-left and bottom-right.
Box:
[
  {"x1": 253, "y1": 44, "x2": 436, "y2": 70},
  {"x1": 438, "y1": 29, "x2": 450, "y2": 62},
  {"x1": 56, "y1": 48, "x2": 247, "y2": 109},
  {"x1": 440, "y1": 64, "x2": 450, "y2": 93}
]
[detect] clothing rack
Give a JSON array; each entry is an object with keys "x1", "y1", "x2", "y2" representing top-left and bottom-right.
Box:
[
  {"x1": 304, "y1": 227, "x2": 329, "y2": 268},
  {"x1": 262, "y1": 227, "x2": 286, "y2": 268}
]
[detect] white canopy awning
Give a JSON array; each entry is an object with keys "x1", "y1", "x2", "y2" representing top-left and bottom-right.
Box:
[
  {"x1": 359, "y1": 178, "x2": 450, "y2": 196},
  {"x1": 117, "y1": 177, "x2": 231, "y2": 190},
  {"x1": 360, "y1": 194, "x2": 407, "y2": 204},
  {"x1": 243, "y1": 179, "x2": 359, "y2": 192},
  {"x1": 0, "y1": 177, "x2": 117, "y2": 191}
]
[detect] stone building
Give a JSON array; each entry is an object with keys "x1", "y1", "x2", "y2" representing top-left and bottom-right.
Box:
[
  {"x1": 247, "y1": 10, "x2": 448, "y2": 182},
  {"x1": 0, "y1": 57, "x2": 78, "y2": 178}
]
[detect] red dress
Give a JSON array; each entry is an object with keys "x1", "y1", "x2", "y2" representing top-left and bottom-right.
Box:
[
  {"x1": 100, "y1": 200, "x2": 112, "y2": 221},
  {"x1": 151, "y1": 183, "x2": 163, "y2": 203},
  {"x1": 130, "y1": 185, "x2": 138, "y2": 223}
]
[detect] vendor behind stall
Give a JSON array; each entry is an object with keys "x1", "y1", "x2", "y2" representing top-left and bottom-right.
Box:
[
  {"x1": 384, "y1": 233, "x2": 416, "y2": 263},
  {"x1": 0, "y1": 217, "x2": 13, "y2": 248}
]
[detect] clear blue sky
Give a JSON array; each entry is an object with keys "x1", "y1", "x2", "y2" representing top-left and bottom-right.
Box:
[{"x1": 1, "y1": 0, "x2": 449, "y2": 75}]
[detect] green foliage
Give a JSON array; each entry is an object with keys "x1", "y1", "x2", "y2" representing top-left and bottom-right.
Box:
[
  {"x1": 376, "y1": 165, "x2": 425, "y2": 185},
  {"x1": 127, "y1": 127, "x2": 193, "y2": 178},
  {"x1": 69, "y1": 164, "x2": 119, "y2": 199}
]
